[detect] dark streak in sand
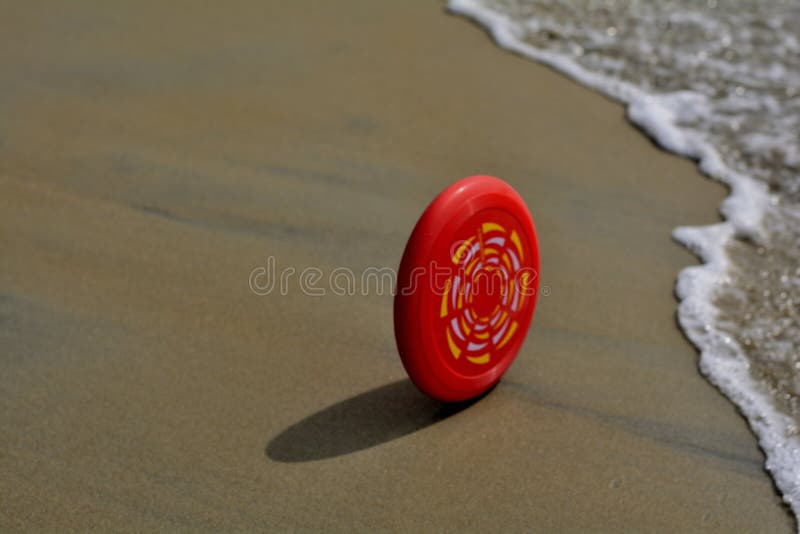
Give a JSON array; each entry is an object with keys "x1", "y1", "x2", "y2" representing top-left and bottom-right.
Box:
[
  {"x1": 132, "y1": 203, "x2": 321, "y2": 244},
  {"x1": 264, "y1": 164, "x2": 353, "y2": 188},
  {"x1": 502, "y1": 380, "x2": 764, "y2": 475}
]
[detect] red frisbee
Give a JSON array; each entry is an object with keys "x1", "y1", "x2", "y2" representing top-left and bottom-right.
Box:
[{"x1": 394, "y1": 176, "x2": 540, "y2": 402}]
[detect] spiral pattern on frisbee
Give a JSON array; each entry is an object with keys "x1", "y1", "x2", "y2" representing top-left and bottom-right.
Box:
[{"x1": 439, "y1": 221, "x2": 532, "y2": 367}]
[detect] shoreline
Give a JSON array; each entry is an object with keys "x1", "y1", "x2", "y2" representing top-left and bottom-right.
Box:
[
  {"x1": 0, "y1": 1, "x2": 793, "y2": 530},
  {"x1": 448, "y1": 0, "x2": 800, "y2": 522}
]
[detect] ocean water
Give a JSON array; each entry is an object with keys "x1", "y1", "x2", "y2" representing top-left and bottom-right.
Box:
[{"x1": 448, "y1": 0, "x2": 800, "y2": 519}]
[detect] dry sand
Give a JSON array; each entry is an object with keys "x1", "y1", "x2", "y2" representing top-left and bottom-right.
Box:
[{"x1": 0, "y1": 0, "x2": 793, "y2": 530}]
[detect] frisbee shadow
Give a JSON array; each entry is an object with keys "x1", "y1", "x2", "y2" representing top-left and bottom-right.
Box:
[{"x1": 266, "y1": 379, "x2": 487, "y2": 463}]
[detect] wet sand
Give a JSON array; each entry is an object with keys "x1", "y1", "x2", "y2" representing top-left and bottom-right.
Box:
[{"x1": 0, "y1": 1, "x2": 793, "y2": 530}]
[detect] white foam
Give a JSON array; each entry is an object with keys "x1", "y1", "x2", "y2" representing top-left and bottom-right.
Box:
[{"x1": 448, "y1": 0, "x2": 800, "y2": 521}]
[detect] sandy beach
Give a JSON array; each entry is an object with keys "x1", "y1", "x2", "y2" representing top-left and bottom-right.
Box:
[{"x1": 0, "y1": 1, "x2": 793, "y2": 530}]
